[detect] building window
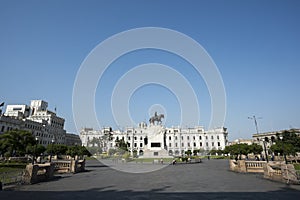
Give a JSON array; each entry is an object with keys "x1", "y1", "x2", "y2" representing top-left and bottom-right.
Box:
[
  {"x1": 206, "y1": 136, "x2": 208, "y2": 140},
  {"x1": 187, "y1": 136, "x2": 190, "y2": 140},
  {"x1": 193, "y1": 136, "x2": 195, "y2": 140},
  {"x1": 199, "y1": 136, "x2": 202, "y2": 140},
  {"x1": 218, "y1": 142, "x2": 220, "y2": 147},
  {"x1": 169, "y1": 136, "x2": 171, "y2": 140},
  {"x1": 169, "y1": 143, "x2": 172, "y2": 147},
  {"x1": 217, "y1": 135, "x2": 220, "y2": 140},
  {"x1": 140, "y1": 143, "x2": 143, "y2": 147},
  {"x1": 193, "y1": 142, "x2": 196, "y2": 147},
  {"x1": 200, "y1": 142, "x2": 202, "y2": 147},
  {"x1": 175, "y1": 143, "x2": 178, "y2": 147},
  {"x1": 211, "y1": 136, "x2": 214, "y2": 139},
  {"x1": 128, "y1": 143, "x2": 130, "y2": 147},
  {"x1": 128, "y1": 136, "x2": 131, "y2": 140},
  {"x1": 212, "y1": 142, "x2": 214, "y2": 146},
  {"x1": 151, "y1": 143, "x2": 161, "y2": 147},
  {"x1": 181, "y1": 136, "x2": 184, "y2": 140},
  {"x1": 134, "y1": 143, "x2": 137, "y2": 147},
  {"x1": 206, "y1": 142, "x2": 208, "y2": 146},
  {"x1": 182, "y1": 143, "x2": 184, "y2": 147},
  {"x1": 134, "y1": 136, "x2": 137, "y2": 140},
  {"x1": 175, "y1": 136, "x2": 178, "y2": 140},
  {"x1": 140, "y1": 136, "x2": 143, "y2": 140}
]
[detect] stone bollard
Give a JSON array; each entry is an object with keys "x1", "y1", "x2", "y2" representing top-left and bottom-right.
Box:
[
  {"x1": 45, "y1": 163, "x2": 55, "y2": 179},
  {"x1": 22, "y1": 164, "x2": 39, "y2": 184},
  {"x1": 238, "y1": 160, "x2": 247, "y2": 173}
]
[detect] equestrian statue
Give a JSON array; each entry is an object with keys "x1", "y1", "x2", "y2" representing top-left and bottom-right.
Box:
[{"x1": 149, "y1": 112, "x2": 164, "y2": 125}]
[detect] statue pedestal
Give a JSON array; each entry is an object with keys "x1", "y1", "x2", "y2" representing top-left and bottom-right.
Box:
[
  {"x1": 141, "y1": 125, "x2": 172, "y2": 158},
  {"x1": 142, "y1": 148, "x2": 171, "y2": 158}
]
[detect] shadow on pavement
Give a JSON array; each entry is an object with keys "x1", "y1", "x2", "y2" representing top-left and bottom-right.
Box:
[{"x1": 1, "y1": 186, "x2": 300, "y2": 200}]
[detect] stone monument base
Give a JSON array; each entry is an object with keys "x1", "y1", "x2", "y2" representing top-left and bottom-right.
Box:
[{"x1": 142, "y1": 149, "x2": 173, "y2": 158}]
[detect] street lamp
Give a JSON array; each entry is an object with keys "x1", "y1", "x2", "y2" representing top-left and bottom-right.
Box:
[
  {"x1": 33, "y1": 136, "x2": 39, "y2": 164},
  {"x1": 248, "y1": 115, "x2": 262, "y2": 135},
  {"x1": 279, "y1": 136, "x2": 287, "y2": 164},
  {"x1": 261, "y1": 138, "x2": 269, "y2": 163},
  {"x1": 50, "y1": 138, "x2": 55, "y2": 162}
]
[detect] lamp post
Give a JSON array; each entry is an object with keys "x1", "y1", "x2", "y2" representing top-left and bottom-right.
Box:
[
  {"x1": 248, "y1": 115, "x2": 262, "y2": 135},
  {"x1": 50, "y1": 138, "x2": 55, "y2": 162},
  {"x1": 261, "y1": 138, "x2": 269, "y2": 163},
  {"x1": 33, "y1": 136, "x2": 39, "y2": 164},
  {"x1": 279, "y1": 136, "x2": 287, "y2": 164}
]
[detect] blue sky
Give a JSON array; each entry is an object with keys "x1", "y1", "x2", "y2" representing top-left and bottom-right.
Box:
[{"x1": 0, "y1": 0, "x2": 299, "y2": 140}]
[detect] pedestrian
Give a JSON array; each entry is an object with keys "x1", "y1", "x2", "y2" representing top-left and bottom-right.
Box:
[
  {"x1": 172, "y1": 159, "x2": 176, "y2": 165},
  {"x1": 160, "y1": 158, "x2": 163, "y2": 164},
  {"x1": 271, "y1": 154, "x2": 274, "y2": 161}
]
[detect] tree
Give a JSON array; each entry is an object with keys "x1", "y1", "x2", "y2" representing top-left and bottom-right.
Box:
[
  {"x1": 249, "y1": 143, "x2": 263, "y2": 155},
  {"x1": 193, "y1": 149, "x2": 200, "y2": 156},
  {"x1": 223, "y1": 143, "x2": 262, "y2": 158},
  {"x1": 271, "y1": 130, "x2": 300, "y2": 156},
  {"x1": 26, "y1": 144, "x2": 46, "y2": 156},
  {"x1": 48, "y1": 144, "x2": 68, "y2": 156},
  {"x1": 64, "y1": 145, "x2": 91, "y2": 158},
  {"x1": 185, "y1": 150, "x2": 192, "y2": 156},
  {"x1": 0, "y1": 130, "x2": 36, "y2": 157},
  {"x1": 115, "y1": 138, "x2": 128, "y2": 154}
]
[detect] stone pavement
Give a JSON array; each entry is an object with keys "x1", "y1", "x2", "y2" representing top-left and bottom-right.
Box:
[{"x1": 1, "y1": 159, "x2": 300, "y2": 199}]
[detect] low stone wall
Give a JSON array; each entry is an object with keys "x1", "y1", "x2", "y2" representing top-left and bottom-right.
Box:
[
  {"x1": 230, "y1": 160, "x2": 300, "y2": 184},
  {"x1": 22, "y1": 163, "x2": 55, "y2": 184},
  {"x1": 53, "y1": 159, "x2": 85, "y2": 173},
  {"x1": 229, "y1": 160, "x2": 266, "y2": 173},
  {"x1": 264, "y1": 162, "x2": 300, "y2": 184}
]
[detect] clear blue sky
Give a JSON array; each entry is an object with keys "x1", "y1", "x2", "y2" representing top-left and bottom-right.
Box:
[{"x1": 1, "y1": 0, "x2": 299, "y2": 140}]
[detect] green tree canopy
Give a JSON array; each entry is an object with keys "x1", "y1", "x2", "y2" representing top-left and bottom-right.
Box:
[
  {"x1": 47, "y1": 144, "x2": 68, "y2": 156},
  {"x1": 0, "y1": 130, "x2": 36, "y2": 157},
  {"x1": 270, "y1": 130, "x2": 300, "y2": 156},
  {"x1": 223, "y1": 143, "x2": 263, "y2": 156},
  {"x1": 66, "y1": 145, "x2": 91, "y2": 158},
  {"x1": 115, "y1": 138, "x2": 128, "y2": 153}
]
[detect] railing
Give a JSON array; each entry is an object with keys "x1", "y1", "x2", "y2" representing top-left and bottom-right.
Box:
[
  {"x1": 229, "y1": 160, "x2": 266, "y2": 173},
  {"x1": 245, "y1": 161, "x2": 266, "y2": 173},
  {"x1": 53, "y1": 160, "x2": 72, "y2": 173},
  {"x1": 52, "y1": 159, "x2": 85, "y2": 173}
]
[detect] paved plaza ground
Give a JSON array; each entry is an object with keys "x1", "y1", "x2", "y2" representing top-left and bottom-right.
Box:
[{"x1": 1, "y1": 159, "x2": 300, "y2": 199}]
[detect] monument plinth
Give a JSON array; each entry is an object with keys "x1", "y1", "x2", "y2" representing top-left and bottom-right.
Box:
[{"x1": 141, "y1": 123, "x2": 171, "y2": 158}]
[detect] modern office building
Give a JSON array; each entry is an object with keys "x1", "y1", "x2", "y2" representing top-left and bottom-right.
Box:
[{"x1": 1, "y1": 100, "x2": 70, "y2": 146}]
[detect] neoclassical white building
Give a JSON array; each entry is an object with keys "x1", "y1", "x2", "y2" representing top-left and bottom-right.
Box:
[{"x1": 80, "y1": 121, "x2": 228, "y2": 158}]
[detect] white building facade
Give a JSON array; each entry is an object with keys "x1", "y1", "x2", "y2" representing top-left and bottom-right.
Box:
[
  {"x1": 1, "y1": 100, "x2": 68, "y2": 146},
  {"x1": 80, "y1": 122, "x2": 228, "y2": 158}
]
